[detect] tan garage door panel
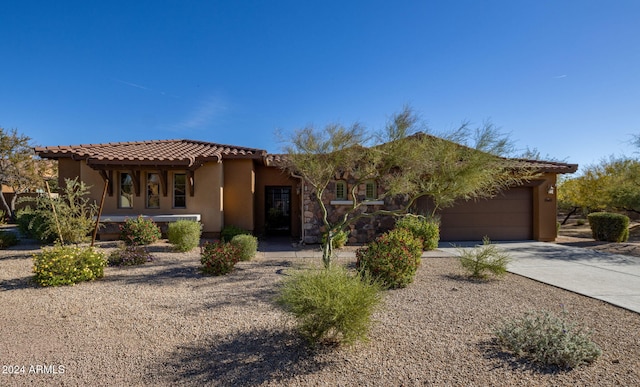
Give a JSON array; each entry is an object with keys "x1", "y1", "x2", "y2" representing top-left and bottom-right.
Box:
[{"x1": 439, "y1": 188, "x2": 533, "y2": 241}]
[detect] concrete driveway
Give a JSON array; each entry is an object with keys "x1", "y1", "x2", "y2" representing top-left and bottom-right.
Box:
[
  {"x1": 259, "y1": 238, "x2": 640, "y2": 314},
  {"x1": 439, "y1": 241, "x2": 640, "y2": 314}
]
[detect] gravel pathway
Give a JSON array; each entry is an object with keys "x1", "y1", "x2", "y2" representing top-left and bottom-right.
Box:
[{"x1": 1, "y1": 240, "x2": 639, "y2": 386}]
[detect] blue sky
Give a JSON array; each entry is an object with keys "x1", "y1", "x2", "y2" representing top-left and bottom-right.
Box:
[{"x1": 1, "y1": 1, "x2": 639, "y2": 172}]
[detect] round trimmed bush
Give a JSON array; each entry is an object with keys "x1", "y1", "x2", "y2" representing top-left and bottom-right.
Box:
[
  {"x1": 356, "y1": 228, "x2": 422, "y2": 289},
  {"x1": 200, "y1": 241, "x2": 241, "y2": 275},
  {"x1": 587, "y1": 212, "x2": 629, "y2": 242},
  {"x1": 230, "y1": 234, "x2": 258, "y2": 261},
  {"x1": 395, "y1": 215, "x2": 440, "y2": 250},
  {"x1": 120, "y1": 215, "x2": 161, "y2": 246},
  {"x1": 220, "y1": 225, "x2": 250, "y2": 242},
  {"x1": 167, "y1": 220, "x2": 202, "y2": 252}
]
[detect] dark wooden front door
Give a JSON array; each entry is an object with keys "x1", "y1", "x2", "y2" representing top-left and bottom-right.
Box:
[{"x1": 265, "y1": 186, "x2": 291, "y2": 235}]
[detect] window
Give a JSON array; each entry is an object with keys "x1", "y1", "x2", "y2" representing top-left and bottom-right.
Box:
[
  {"x1": 365, "y1": 180, "x2": 377, "y2": 200},
  {"x1": 335, "y1": 181, "x2": 347, "y2": 200},
  {"x1": 173, "y1": 173, "x2": 186, "y2": 208},
  {"x1": 119, "y1": 172, "x2": 133, "y2": 208},
  {"x1": 147, "y1": 173, "x2": 160, "y2": 208}
]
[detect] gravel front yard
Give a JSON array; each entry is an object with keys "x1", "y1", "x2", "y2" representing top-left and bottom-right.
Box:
[{"x1": 1, "y1": 240, "x2": 639, "y2": 386}]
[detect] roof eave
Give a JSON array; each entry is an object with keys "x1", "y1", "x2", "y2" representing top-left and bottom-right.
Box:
[
  {"x1": 85, "y1": 158, "x2": 213, "y2": 168},
  {"x1": 34, "y1": 151, "x2": 75, "y2": 160}
]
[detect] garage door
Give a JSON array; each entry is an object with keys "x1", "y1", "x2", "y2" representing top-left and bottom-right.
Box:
[{"x1": 438, "y1": 187, "x2": 533, "y2": 241}]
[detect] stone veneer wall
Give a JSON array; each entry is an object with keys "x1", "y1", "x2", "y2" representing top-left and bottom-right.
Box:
[{"x1": 302, "y1": 179, "x2": 409, "y2": 245}]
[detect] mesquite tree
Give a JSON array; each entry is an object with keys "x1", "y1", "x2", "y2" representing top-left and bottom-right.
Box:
[{"x1": 0, "y1": 127, "x2": 52, "y2": 218}]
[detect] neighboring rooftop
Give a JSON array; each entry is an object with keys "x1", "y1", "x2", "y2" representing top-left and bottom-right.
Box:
[
  {"x1": 35, "y1": 139, "x2": 268, "y2": 167},
  {"x1": 515, "y1": 159, "x2": 578, "y2": 174}
]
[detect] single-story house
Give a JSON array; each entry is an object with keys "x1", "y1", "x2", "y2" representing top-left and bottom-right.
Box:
[{"x1": 34, "y1": 139, "x2": 577, "y2": 243}]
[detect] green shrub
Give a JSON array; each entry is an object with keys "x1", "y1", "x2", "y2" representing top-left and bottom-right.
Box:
[
  {"x1": 458, "y1": 237, "x2": 511, "y2": 279},
  {"x1": 355, "y1": 228, "x2": 422, "y2": 289},
  {"x1": 108, "y1": 244, "x2": 154, "y2": 266},
  {"x1": 587, "y1": 212, "x2": 629, "y2": 242},
  {"x1": 200, "y1": 241, "x2": 241, "y2": 275},
  {"x1": 167, "y1": 220, "x2": 202, "y2": 252},
  {"x1": 120, "y1": 215, "x2": 161, "y2": 246},
  {"x1": 0, "y1": 230, "x2": 19, "y2": 248},
  {"x1": 321, "y1": 229, "x2": 348, "y2": 249},
  {"x1": 494, "y1": 310, "x2": 602, "y2": 369},
  {"x1": 395, "y1": 215, "x2": 440, "y2": 250},
  {"x1": 33, "y1": 245, "x2": 107, "y2": 286},
  {"x1": 230, "y1": 234, "x2": 258, "y2": 261},
  {"x1": 220, "y1": 225, "x2": 251, "y2": 242},
  {"x1": 16, "y1": 207, "x2": 56, "y2": 243},
  {"x1": 16, "y1": 178, "x2": 98, "y2": 244},
  {"x1": 276, "y1": 265, "x2": 382, "y2": 346},
  {"x1": 16, "y1": 207, "x2": 38, "y2": 237}
]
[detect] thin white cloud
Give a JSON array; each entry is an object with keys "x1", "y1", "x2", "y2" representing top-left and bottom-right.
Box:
[
  {"x1": 174, "y1": 95, "x2": 227, "y2": 130},
  {"x1": 553, "y1": 74, "x2": 567, "y2": 79},
  {"x1": 114, "y1": 78, "x2": 151, "y2": 90},
  {"x1": 113, "y1": 79, "x2": 179, "y2": 98}
]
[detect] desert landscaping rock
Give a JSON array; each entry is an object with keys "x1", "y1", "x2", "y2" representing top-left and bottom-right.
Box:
[{"x1": 1, "y1": 240, "x2": 639, "y2": 386}]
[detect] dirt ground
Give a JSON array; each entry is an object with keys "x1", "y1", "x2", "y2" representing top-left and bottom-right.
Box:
[
  {"x1": 1, "y1": 220, "x2": 639, "y2": 385},
  {"x1": 2, "y1": 240, "x2": 639, "y2": 386},
  {"x1": 555, "y1": 215, "x2": 640, "y2": 258}
]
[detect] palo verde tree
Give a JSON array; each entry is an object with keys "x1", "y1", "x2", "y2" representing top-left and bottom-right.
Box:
[
  {"x1": 0, "y1": 127, "x2": 51, "y2": 218},
  {"x1": 281, "y1": 107, "x2": 540, "y2": 267},
  {"x1": 558, "y1": 156, "x2": 640, "y2": 221},
  {"x1": 558, "y1": 134, "x2": 640, "y2": 221}
]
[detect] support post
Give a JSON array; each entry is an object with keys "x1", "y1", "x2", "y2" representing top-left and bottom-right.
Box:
[{"x1": 91, "y1": 178, "x2": 109, "y2": 247}]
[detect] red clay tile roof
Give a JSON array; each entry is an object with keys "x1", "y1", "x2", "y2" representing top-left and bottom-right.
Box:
[{"x1": 35, "y1": 139, "x2": 267, "y2": 167}]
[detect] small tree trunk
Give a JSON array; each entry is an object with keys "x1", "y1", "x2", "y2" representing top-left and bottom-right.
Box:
[
  {"x1": 0, "y1": 192, "x2": 12, "y2": 219},
  {"x1": 9, "y1": 192, "x2": 19, "y2": 219},
  {"x1": 322, "y1": 229, "x2": 334, "y2": 268},
  {"x1": 91, "y1": 179, "x2": 109, "y2": 246},
  {"x1": 561, "y1": 207, "x2": 579, "y2": 225}
]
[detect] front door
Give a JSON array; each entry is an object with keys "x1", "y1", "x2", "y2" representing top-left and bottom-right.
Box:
[{"x1": 265, "y1": 186, "x2": 291, "y2": 235}]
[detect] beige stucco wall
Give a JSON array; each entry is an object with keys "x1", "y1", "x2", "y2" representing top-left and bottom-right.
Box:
[
  {"x1": 57, "y1": 159, "x2": 224, "y2": 236},
  {"x1": 79, "y1": 162, "x2": 106, "y2": 203},
  {"x1": 57, "y1": 158, "x2": 81, "y2": 187},
  {"x1": 222, "y1": 159, "x2": 255, "y2": 232},
  {"x1": 194, "y1": 163, "x2": 224, "y2": 235}
]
